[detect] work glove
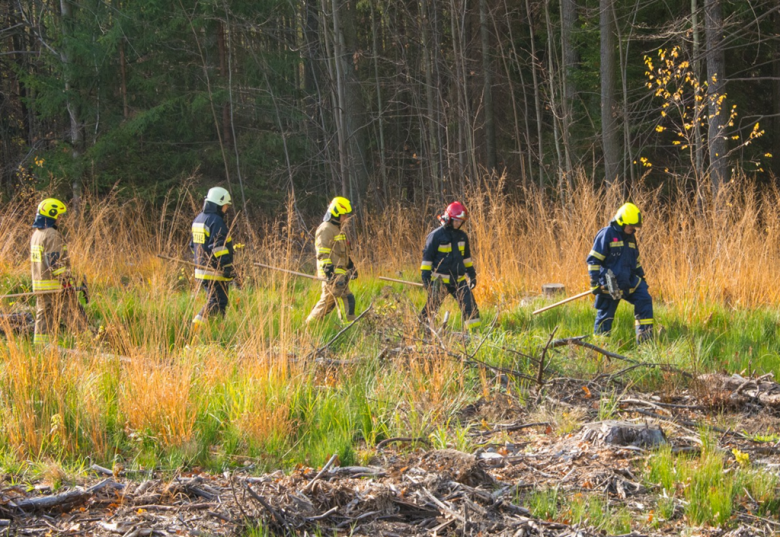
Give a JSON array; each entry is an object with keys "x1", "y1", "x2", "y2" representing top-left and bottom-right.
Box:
[
  {"x1": 222, "y1": 265, "x2": 235, "y2": 280},
  {"x1": 323, "y1": 263, "x2": 335, "y2": 281},
  {"x1": 421, "y1": 272, "x2": 432, "y2": 290},
  {"x1": 350, "y1": 268, "x2": 358, "y2": 280},
  {"x1": 590, "y1": 281, "x2": 601, "y2": 295},
  {"x1": 469, "y1": 277, "x2": 477, "y2": 290}
]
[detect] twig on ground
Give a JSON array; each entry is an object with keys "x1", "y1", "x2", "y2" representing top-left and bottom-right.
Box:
[
  {"x1": 375, "y1": 437, "x2": 431, "y2": 449},
  {"x1": 302, "y1": 453, "x2": 338, "y2": 492},
  {"x1": 537, "y1": 327, "x2": 559, "y2": 386}
]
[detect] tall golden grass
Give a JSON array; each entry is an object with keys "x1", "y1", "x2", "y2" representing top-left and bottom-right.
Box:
[
  {"x1": 2, "y1": 173, "x2": 779, "y2": 308},
  {"x1": 0, "y1": 172, "x2": 778, "y2": 461}
]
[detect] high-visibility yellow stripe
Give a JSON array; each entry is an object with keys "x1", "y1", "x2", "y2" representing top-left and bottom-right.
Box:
[
  {"x1": 609, "y1": 241, "x2": 624, "y2": 248},
  {"x1": 32, "y1": 280, "x2": 61, "y2": 291},
  {"x1": 194, "y1": 269, "x2": 231, "y2": 281},
  {"x1": 465, "y1": 318, "x2": 481, "y2": 330},
  {"x1": 334, "y1": 234, "x2": 347, "y2": 241},
  {"x1": 438, "y1": 244, "x2": 452, "y2": 253},
  {"x1": 213, "y1": 247, "x2": 229, "y2": 258},
  {"x1": 457, "y1": 275, "x2": 467, "y2": 282},
  {"x1": 635, "y1": 318, "x2": 654, "y2": 325},
  {"x1": 421, "y1": 261, "x2": 433, "y2": 270},
  {"x1": 319, "y1": 259, "x2": 332, "y2": 265},
  {"x1": 587, "y1": 264, "x2": 601, "y2": 272},
  {"x1": 192, "y1": 314, "x2": 205, "y2": 325},
  {"x1": 432, "y1": 273, "x2": 451, "y2": 284},
  {"x1": 52, "y1": 267, "x2": 67, "y2": 276},
  {"x1": 317, "y1": 247, "x2": 332, "y2": 254},
  {"x1": 589, "y1": 250, "x2": 605, "y2": 261},
  {"x1": 628, "y1": 243, "x2": 636, "y2": 249},
  {"x1": 463, "y1": 257, "x2": 473, "y2": 268},
  {"x1": 334, "y1": 268, "x2": 347, "y2": 274}
]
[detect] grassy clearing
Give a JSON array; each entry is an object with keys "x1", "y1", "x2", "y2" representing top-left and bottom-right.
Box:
[{"x1": 1, "y1": 179, "x2": 780, "y2": 533}]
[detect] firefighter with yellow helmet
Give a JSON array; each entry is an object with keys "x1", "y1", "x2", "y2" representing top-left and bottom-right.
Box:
[
  {"x1": 306, "y1": 197, "x2": 357, "y2": 324},
  {"x1": 30, "y1": 198, "x2": 79, "y2": 345},
  {"x1": 586, "y1": 202, "x2": 653, "y2": 343}
]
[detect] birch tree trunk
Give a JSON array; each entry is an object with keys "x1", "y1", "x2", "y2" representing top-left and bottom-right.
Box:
[{"x1": 60, "y1": 0, "x2": 82, "y2": 209}]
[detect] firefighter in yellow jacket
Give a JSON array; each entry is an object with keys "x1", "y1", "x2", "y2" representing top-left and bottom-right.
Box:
[
  {"x1": 306, "y1": 197, "x2": 357, "y2": 324},
  {"x1": 30, "y1": 198, "x2": 77, "y2": 346}
]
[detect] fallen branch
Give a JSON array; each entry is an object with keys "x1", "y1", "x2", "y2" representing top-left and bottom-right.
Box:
[
  {"x1": 471, "y1": 421, "x2": 551, "y2": 438},
  {"x1": 537, "y1": 327, "x2": 559, "y2": 386},
  {"x1": 302, "y1": 453, "x2": 338, "y2": 492},
  {"x1": 375, "y1": 437, "x2": 431, "y2": 449}
]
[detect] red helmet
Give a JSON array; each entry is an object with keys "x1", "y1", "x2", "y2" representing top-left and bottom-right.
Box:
[{"x1": 442, "y1": 201, "x2": 468, "y2": 224}]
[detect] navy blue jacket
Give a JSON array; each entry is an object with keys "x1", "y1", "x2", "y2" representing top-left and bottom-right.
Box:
[
  {"x1": 587, "y1": 221, "x2": 645, "y2": 291},
  {"x1": 190, "y1": 201, "x2": 234, "y2": 281},
  {"x1": 420, "y1": 225, "x2": 476, "y2": 285}
]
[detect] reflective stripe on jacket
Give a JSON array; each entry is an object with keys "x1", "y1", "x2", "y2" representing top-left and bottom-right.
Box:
[
  {"x1": 420, "y1": 225, "x2": 476, "y2": 285},
  {"x1": 31, "y1": 227, "x2": 68, "y2": 292},
  {"x1": 190, "y1": 202, "x2": 234, "y2": 281},
  {"x1": 586, "y1": 221, "x2": 645, "y2": 291},
  {"x1": 314, "y1": 221, "x2": 350, "y2": 277}
]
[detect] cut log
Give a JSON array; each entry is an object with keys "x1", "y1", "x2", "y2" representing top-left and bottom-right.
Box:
[
  {"x1": 580, "y1": 420, "x2": 667, "y2": 448},
  {"x1": 541, "y1": 284, "x2": 565, "y2": 297}
]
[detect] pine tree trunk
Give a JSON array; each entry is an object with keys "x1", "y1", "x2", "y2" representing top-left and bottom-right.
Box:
[
  {"x1": 599, "y1": 0, "x2": 620, "y2": 186},
  {"x1": 525, "y1": 0, "x2": 545, "y2": 188},
  {"x1": 704, "y1": 0, "x2": 727, "y2": 194},
  {"x1": 773, "y1": 11, "x2": 780, "y2": 179},
  {"x1": 560, "y1": 0, "x2": 576, "y2": 176},
  {"x1": 691, "y1": 0, "x2": 704, "y2": 181},
  {"x1": 480, "y1": 0, "x2": 496, "y2": 172}
]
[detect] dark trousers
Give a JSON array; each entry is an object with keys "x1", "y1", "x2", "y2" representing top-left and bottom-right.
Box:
[
  {"x1": 421, "y1": 279, "x2": 481, "y2": 330},
  {"x1": 193, "y1": 280, "x2": 229, "y2": 324},
  {"x1": 594, "y1": 280, "x2": 653, "y2": 339}
]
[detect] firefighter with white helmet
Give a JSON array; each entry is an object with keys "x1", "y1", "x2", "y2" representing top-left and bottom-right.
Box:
[
  {"x1": 191, "y1": 186, "x2": 236, "y2": 326},
  {"x1": 306, "y1": 196, "x2": 357, "y2": 324},
  {"x1": 586, "y1": 202, "x2": 654, "y2": 343}
]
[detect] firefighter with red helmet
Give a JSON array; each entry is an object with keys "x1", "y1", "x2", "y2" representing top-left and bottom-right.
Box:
[{"x1": 420, "y1": 201, "x2": 481, "y2": 331}]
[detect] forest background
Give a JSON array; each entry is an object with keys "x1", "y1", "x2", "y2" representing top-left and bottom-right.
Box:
[{"x1": 1, "y1": 0, "x2": 779, "y2": 215}]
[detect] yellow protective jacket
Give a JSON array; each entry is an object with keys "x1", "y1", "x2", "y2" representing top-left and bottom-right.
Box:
[
  {"x1": 31, "y1": 223, "x2": 69, "y2": 292},
  {"x1": 315, "y1": 221, "x2": 351, "y2": 278}
]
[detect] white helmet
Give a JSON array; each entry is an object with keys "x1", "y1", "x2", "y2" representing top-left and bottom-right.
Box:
[{"x1": 205, "y1": 187, "x2": 232, "y2": 206}]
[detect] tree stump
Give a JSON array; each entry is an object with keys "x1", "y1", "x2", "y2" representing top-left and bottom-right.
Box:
[{"x1": 542, "y1": 284, "x2": 565, "y2": 297}]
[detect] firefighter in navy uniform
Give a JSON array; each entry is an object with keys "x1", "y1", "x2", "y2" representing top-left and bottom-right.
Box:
[
  {"x1": 420, "y1": 201, "x2": 481, "y2": 331},
  {"x1": 586, "y1": 202, "x2": 654, "y2": 343},
  {"x1": 191, "y1": 187, "x2": 236, "y2": 326},
  {"x1": 306, "y1": 197, "x2": 357, "y2": 324},
  {"x1": 30, "y1": 198, "x2": 82, "y2": 346}
]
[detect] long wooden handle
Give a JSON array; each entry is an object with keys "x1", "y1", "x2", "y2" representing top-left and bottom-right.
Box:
[
  {"x1": 0, "y1": 289, "x2": 62, "y2": 300},
  {"x1": 532, "y1": 289, "x2": 593, "y2": 315},
  {"x1": 253, "y1": 262, "x2": 325, "y2": 281},
  {"x1": 156, "y1": 254, "x2": 213, "y2": 271},
  {"x1": 378, "y1": 276, "x2": 425, "y2": 288}
]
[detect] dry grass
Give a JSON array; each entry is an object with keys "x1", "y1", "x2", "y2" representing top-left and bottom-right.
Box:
[{"x1": 0, "y1": 172, "x2": 778, "y2": 466}]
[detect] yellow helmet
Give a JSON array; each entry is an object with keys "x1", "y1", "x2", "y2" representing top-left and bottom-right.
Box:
[
  {"x1": 614, "y1": 203, "x2": 642, "y2": 227},
  {"x1": 38, "y1": 198, "x2": 67, "y2": 220},
  {"x1": 327, "y1": 196, "x2": 352, "y2": 218}
]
